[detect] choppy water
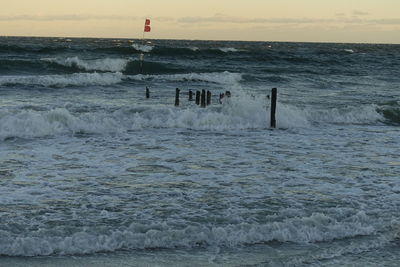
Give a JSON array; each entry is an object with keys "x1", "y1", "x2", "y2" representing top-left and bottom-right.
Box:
[{"x1": 0, "y1": 37, "x2": 400, "y2": 266}]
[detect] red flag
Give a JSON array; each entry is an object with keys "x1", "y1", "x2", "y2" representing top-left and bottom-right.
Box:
[
  {"x1": 144, "y1": 25, "x2": 151, "y2": 32},
  {"x1": 145, "y1": 19, "x2": 151, "y2": 26}
]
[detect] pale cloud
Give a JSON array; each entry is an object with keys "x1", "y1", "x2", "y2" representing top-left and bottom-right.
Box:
[
  {"x1": 0, "y1": 15, "x2": 138, "y2": 21},
  {"x1": 0, "y1": 15, "x2": 176, "y2": 23},
  {"x1": 178, "y1": 15, "x2": 333, "y2": 24},
  {"x1": 352, "y1": 10, "x2": 369, "y2": 16},
  {"x1": 370, "y1": 18, "x2": 400, "y2": 25},
  {"x1": 177, "y1": 14, "x2": 400, "y2": 26},
  {"x1": 1, "y1": 13, "x2": 399, "y2": 26},
  {"x1": 154, "y1": 17, "x2": 175, "y2": 22}
]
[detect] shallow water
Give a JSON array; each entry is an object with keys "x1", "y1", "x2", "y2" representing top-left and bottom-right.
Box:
[{"x1": 0, "y1": 37, "x2": 399, "y2": 265}]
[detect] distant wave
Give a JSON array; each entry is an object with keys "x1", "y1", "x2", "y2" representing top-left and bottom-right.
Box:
[
  {"x1": 0, "y1": 72, "x2": 123, "y2": 88},
  {"x1": 0, "y1": 71, "x2": 242, "y2": 89},
  {"x1": 138, "y1": 46, "x2": 245, "y2": 57},
  {"x1": 0, "y1": 43, "x2": 68, "y2": 54},
  {"x1": 153, "y1": 46, "x2": 242, "y2": 55},
  {"x1": 1, "y1": 57, "x2": 194, "y2": 75},
  {"x1": 132, "y1": 43, "x2": 154, "y2": 53},
  {"x1": 219, "y1": 47, "x2": 240, "y2": 53},
  {"x1": 41, "y1": 57, "x2": 130, "y2": 72},
  {"x1": 127, "y1": 71, "x2": 243, "y2": 85},
  {"x1": 0, "y1": 59, "x2": 47, "y2": 74}
]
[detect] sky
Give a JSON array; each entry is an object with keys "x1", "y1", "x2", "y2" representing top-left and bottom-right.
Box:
[{"x1": 1, "y1": 0, "x2": 400, "y2": 43}]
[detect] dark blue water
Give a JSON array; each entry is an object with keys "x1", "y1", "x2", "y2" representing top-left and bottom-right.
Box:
[{"x1": 0, "y1": 37, "x2": 399, "y2": 266}]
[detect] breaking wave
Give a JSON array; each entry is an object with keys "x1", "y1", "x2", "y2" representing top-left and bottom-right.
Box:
[
  {"x1": 0, "y1": 72, "x2": 123, "y2": 88},
  {"x1": 132, "y1": 43, "x2": 154, "y2": 53},
  {"x1": 0, "y1": 72, "x2": 242, "y2": 89},
  {"x1": 1, "y1": 56, "x2": 191, "y2": 75},
  {"x1": 219, "y1": 47, "x2": 240, "y2": 53},
  {"x1": 0, "y1": 97, "x2": 391, "y2": 141},
  {"x1": 127, "y1": 71, "x2": 243, "y2": 85},
  {"x1": 298, "y1": 104, "x2": 385, "y2": 125},
  {"x1": 41, "y1": 57, "x2": 130, "y2": 72},
  {"x1": 0, "y1": 212, "x2": 379, "y2": 256},
  {"x1": 377, "y1": 101, "x2": 400, "y2": 125}
]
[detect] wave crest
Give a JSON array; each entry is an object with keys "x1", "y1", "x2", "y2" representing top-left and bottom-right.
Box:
[
  {"x1": 0, "y1": 99, "x2": 389, "y2": 141},
  {"x1": 42, "y1": 57, "x2": 129, "y2": 72},
  {"x1": 132, "y1": 43, "x2": 154, "y2": 53},
  {"x1": 0, "y1": 72, "x2": 123, "y2": 88},
  {"x1": 127, "y1": 71, "x2": 243, "y2": 85},
  {"x1": 0, "y1": 212, "x2": 378, "y2": 256}
]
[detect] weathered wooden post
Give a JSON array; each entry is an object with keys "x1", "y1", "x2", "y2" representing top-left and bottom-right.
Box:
[
  {"x1": 207, "y1": 91, "x2": 211, "y2": 105},
  {"x1": 270, "y1": 88, "x2": 277, "y2": 128},
  {"x1": 219, "y1": 93, "x2": 225, "y2": 104},
  {"x1": 175, "y1": 88, "x2": 180, "y2": 106},
  {"x1": 201, "y1": 90, "x2": 206, "y2": 108},
  {"x1": 195, "y1": 91, "x2": 200, "y2": 105},
  {"x1": 146, "y1": 87, "x2": 150, "y2": 99},
  {"x1": 189, "y1": 90, "x2": 193, "y2": 101}
]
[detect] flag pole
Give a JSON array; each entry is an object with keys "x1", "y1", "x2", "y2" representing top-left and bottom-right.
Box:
[
  {"x1": 139, "y1": 18, "x2": 151, "y2": 74},
  {"x1": 139, "y1": 18, "x2": 146, "y2": 73}
]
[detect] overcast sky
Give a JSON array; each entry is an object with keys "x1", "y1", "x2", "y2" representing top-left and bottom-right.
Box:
[{"x1": 1, "y1": 0, "x2": 400, "y2": 43}]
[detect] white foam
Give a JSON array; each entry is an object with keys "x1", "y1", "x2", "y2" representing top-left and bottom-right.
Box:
[
  {"x1": 302, "y1": 104, "x2": 384, "y2": 124},
  {"x1": 219, "y1": 47, "x2": 240, "y2": 53},
  {"x1": 42, "y1": 57, "x2": 129, "y2": 72},
  {"x1": 0, "y1": 97, "x2": 270, "y2": 140},
  {"x1": 0, "y1": 97, "x2": 386, "y2": 141},
  {"x1": 127, "y1": 71, "x2": 243, "y2": 85},
  {"x1": 132, "y1": 43, "x2": 153, "y2": 53},
  {"x1": 0, "y1": 212, "x2": 377, "y2": 256},
  {"x1": 0, "y1": 72, "x2": 123, "y2": 87},
  {"x1": 276, "y1": 104, "x2": 311, "y2": 128},
  {"x1": 0, "y1": 108, "x2": 125, "y2": 140}
]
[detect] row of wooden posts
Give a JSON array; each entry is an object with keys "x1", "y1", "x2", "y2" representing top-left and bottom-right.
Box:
[{"x1": 145, "y1": 87, "x2": 278, "y2": 128}]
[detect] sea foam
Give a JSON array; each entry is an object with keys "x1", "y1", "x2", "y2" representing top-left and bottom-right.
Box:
[
  {"x1": 0, "y1": 98, "x2": 387, "y2": 141},
  {"x1": 127, "y1": 71, "x2": 243, "y2": 85},
  {"x1": 42, "y1": 57, "x2": 129, "y2": 72},
  {"x1": 132, "y1": 43, "x2": 154, "y2": 53},
  {"x1": 219, "y1": 47, "x2": 240, "y2": 53},
  {"x1": 0, "y1": 212, "x2": 378, "y2": 256},
  {"x1": 0, "y1": 72, "x2": 123, "y2": 88}
]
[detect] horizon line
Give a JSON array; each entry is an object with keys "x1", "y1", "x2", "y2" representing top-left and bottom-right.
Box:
[{"x1": 1, "y1": 34, "x2": 399, "y2": 45}]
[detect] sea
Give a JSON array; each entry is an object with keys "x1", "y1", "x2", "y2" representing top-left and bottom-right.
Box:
[{"x1": 0, "y1": 36, "x2": 399, "y2": 266}]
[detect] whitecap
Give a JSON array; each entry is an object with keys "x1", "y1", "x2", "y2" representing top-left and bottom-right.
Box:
[
  {"x1": 42, "y1": 57, "x2": 129, "y2": 72},
  {"x1": 0, "y1": 72, "x2": 123, "y2": 88},
  {"x1": 132, "y1": 43, "x2": 154, "y2": 53}
]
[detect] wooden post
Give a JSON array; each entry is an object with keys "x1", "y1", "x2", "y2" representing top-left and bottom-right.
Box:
[
  {"x1": 139, "y1": 53, "x2": 144, "y2": 74},
  {"x1": 195, "y1": 91, "x2": 200, "y2": 105},
  {"x1": 270, "y1": 88, "x2": 277, "y2": 128},
  {"x1": 207, "y1": 91, "x2": 211, "y2": 105},
  {"x1": 175, "y1": 88, "x2": 180, "y2": 106},
  {"x1": 146, "y1": 87, "x2": 150, "y2": 99},
  {"x1": 201, "y1": 90, "x2": 206, "y2": 108},
  {"x1": 219, "y1": 93, "x2": 225, "y2": 104},
  {"x1": 189, "y1": 90, "x2": 193, "y2": 101}
]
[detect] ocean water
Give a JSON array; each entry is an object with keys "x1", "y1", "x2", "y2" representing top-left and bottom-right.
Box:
[{"x1": 0, "y1": 36, "x2": 400, "y2": 266}]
